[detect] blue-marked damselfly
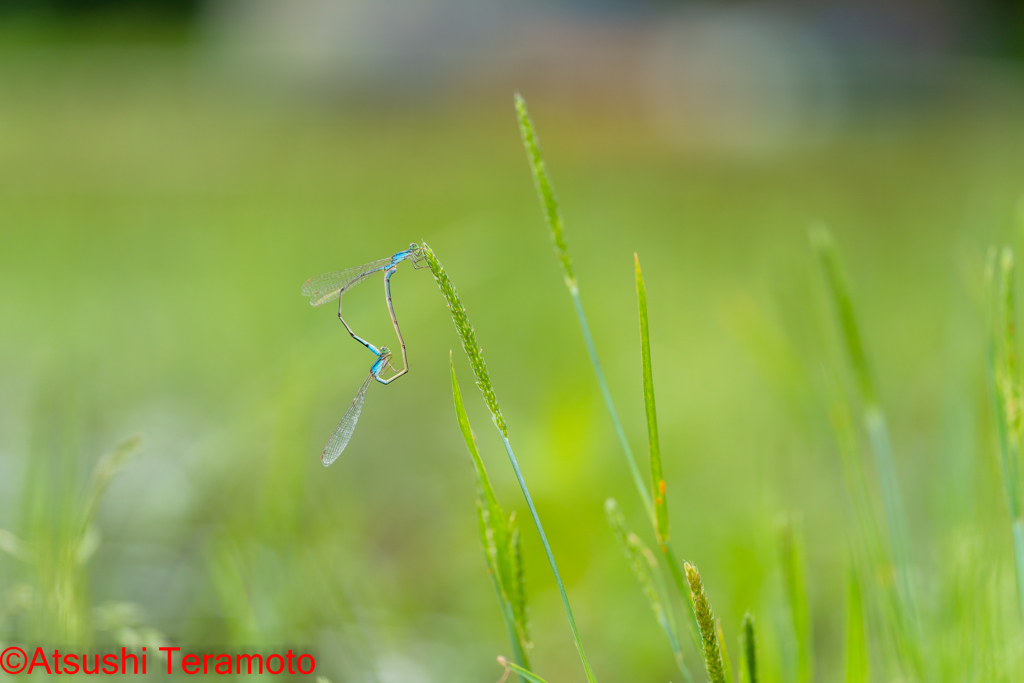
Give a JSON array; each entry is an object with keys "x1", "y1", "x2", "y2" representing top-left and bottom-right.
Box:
[
  {"x1": 302, "y1": 244, "x2": 425, "y2": 465},
  {"x1": 302, "y1": 243, "x2": 425, "y2": 377}
]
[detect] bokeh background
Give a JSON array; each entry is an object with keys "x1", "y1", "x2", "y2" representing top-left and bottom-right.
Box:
[{"x1": 3, "y1": 0, "x2": 1024, "y2": 680}]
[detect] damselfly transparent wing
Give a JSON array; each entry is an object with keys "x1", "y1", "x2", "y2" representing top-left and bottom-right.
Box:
[
  {"x1": 322, "y1": 373, "x2": 374, "y2": 466},
  {"x1": 302, "y1": 257, "x2": 393, "y2": 306}
]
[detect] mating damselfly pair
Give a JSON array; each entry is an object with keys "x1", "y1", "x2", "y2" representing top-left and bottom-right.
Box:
[{"x1": 302, "y1": 243, "x2": 426, "y2": 465}]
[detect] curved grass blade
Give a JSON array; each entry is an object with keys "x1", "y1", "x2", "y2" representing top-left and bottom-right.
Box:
[
  {"x1": 739, "y1": 613, "x2": 758, "y2": 683},
  {"x1": 605, "y1": 498, "x2": 693, "y2": 683},
  {"x1": 452, "y1": 355, "x2": 530, "y2": 672},
  {"x1": 426, "y1": 243, "x2": 596, "y2": 683},
  {"x1": 497, "y1": 657, "x2": 550, "y2": 683},
  {"x1": 302, "y1": 258, "x2": 392, "y2": 306},
  {"x1": 321, "y1": 373, "x2": 373, "y2": 466},
  {"x1": 685, "y1": 562, "x2": 728, "y2": 683}
]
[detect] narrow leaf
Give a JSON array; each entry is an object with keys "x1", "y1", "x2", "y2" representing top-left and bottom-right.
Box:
[
  {"x1": 718, "y1": 619, "x2": 734, "y2": 683},
  {"x1": 452, "y1": 353, "x2": 505, "y2": 536},
  {"x1": 636, "y1": 254, "x2": 669, "y2": 547},
  {"x1": 739, "y1": 613, "x2": 758, "y2": 683},
  {"x1": 510, "y1": 521, "x2": 531, "y2": 648},
  {"x1": 808, "y1": 226, "x2": 874, "y2": 404},
  {"x1": 454, "y1": 355, "x2": 530, "y2": 670}
]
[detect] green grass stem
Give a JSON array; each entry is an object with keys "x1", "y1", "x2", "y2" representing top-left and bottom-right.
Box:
[
  {"x1": 516, "y1": 95, "x2": 700, "y2": 667},
  {"x1": 515, "y1": 93, "x2": 653, "y2": 523},
  {"x1": 810, "y1": 227, "x2": 912, "y2": 575},
  {"x1": 810, "y1": 225, "x2": 922, "y2": 675},
  {"x1": 425, "y1": 243, "x2": 597, "y2": 683}
]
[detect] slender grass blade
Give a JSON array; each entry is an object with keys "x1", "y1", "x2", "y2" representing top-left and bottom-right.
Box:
[
  {"x1": 718, "y1": 619, "x2": 734, "y2": 683},
  {"x1": 452, "y1": 356, "x2": 530, "y2": 671},
  {"x1": 810, "y1": 225, "x2": 922, "y2": 677},
  {"x1": 635, "y1": 254, "x2": 670, "y2": 547},
  {"x1": 739, "y1": 613, "x2": 758, "y2": 683},
  {"x1": 510, "y1": 524, "x2": 531, "y2": 648}
]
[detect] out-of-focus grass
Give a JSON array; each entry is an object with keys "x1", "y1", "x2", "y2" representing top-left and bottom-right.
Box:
[{"x1": 2, "y1": 38, "x2": 1024, "y2": 681}]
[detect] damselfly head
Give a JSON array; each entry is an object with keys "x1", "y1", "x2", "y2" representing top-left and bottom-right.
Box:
[{"x1": 379, "y1": 346, "x2": 392, "y2": 361}]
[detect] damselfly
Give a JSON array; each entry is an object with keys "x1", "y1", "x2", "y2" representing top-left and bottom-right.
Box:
[
  {"x1": 302, "y1": 243, "x2": 425, "y2": 379},
  {"x1": 320, "y1": 344, "x2": 401, "y2": 466},
  {"x1": 303, "y1": 244, "x2": 425, "y2": 465}
]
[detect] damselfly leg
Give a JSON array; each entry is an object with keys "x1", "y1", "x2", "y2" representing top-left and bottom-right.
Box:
[{"x1": 376, "y1": 265, "x2": 409, "y2": 384}]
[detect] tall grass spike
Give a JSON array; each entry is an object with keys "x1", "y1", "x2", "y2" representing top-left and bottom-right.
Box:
[
  {"x1": 685, "y1": 562, "x2": 727, "y2": 683},
  {"x1": 429, "y1": 244, "x2": 597, "y2": 683},
  {"x1": 514, "y1": 93, "x2": 575, "y2": 291},
  {"x1": 425, "y1": 243, "x2": 506, "y2": 437}
]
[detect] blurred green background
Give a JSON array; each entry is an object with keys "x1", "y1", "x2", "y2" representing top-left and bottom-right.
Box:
[{"x1": 4, "y1": 1, "x2": 1024, "y2": 681}]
